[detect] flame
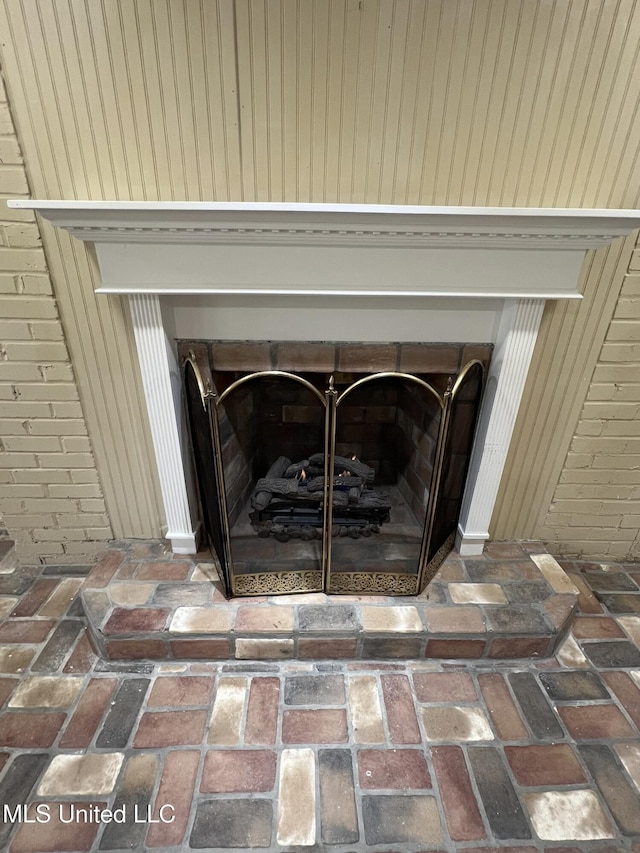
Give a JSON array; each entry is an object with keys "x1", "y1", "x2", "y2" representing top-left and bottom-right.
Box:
[
  {"x1": 300, "y1": 468, "x2": 306, "y2": 482},
  {"x1": 338, "y1": 454, "x2": 358, "y2": 478}
]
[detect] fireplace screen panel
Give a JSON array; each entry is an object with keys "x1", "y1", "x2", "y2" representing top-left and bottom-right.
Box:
[
  {"x1": 183, "y1": 359, "x2": 230, "y2": 596},
  {"x1": 327, "y1": 375, "x2": 443, "y2": 594},
  {"x1": 217, "y1": 373, "x2": 328, "y2": 594},
  {"x1": 181, "y1": 348, "x2": 486, "y2": 597},
  {"x1": 426, "y1": 362, "x2": 484, "y2": 568}
]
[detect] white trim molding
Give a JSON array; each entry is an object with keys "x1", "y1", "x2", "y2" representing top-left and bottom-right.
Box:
[
  {"x1": 128, "y1": 294, "x2": 199, "y2": 554},
  {"x1": 9, "y1": 201, "x2": 640, "y2": 299},
  {"x1": 9, "y1": 200, "x2": 640, "y2": 248},
  {"x1": 456, "y1": 299, "x2": 545, "y2": 555},
  {"x1": 14, "y1": 200, "x2": 640, "y2": 556}
]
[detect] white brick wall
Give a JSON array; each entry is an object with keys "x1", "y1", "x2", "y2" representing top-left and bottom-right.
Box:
[
  {"x1": 542, "y1": 240, "x2": 640, "y2": 561},
  {"x1": 0, "y1": 72, "x2": 112, "y2": 564}
]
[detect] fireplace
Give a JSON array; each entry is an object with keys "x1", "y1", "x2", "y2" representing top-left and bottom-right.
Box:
[
  {"x1": 181, "y1": 341, "x2": 488, "y2": 597},
  {"x1": 11, "y1": 200, "x2": 640, "y2": 572}
]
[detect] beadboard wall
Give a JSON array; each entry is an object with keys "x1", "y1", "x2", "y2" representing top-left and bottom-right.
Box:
[{"x1": 1, "y1": 0, "x2": 639, "y2": 556}]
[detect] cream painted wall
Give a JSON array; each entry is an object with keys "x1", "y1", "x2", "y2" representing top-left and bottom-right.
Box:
[
  {"x1": 493, "y1": 231, "x2": 638, "y2": 551},
  {"x1": 536, "y1": 235, "x2": 640, "y2": 561},
  {"x1": 0, "y1": 66, "x2": 112, "y2": 562},
  {"x1": 1, "y1": 0, "x2": 639, "y2": 552}
]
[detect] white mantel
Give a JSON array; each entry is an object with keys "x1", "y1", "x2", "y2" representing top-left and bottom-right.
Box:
[{"x1": 11, "y1": 200, "x2": 640, "y2": 555}]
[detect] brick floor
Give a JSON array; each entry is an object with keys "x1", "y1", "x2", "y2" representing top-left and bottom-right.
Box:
[{"x1": 0, "y1": 542, "x2": 639, "y2": 850}]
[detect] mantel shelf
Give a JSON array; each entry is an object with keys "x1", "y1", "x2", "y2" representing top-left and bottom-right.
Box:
[
  {"x1": 9, "y1": 199, "x2": 640, "y2": 249},
  {"x1": 8, "y1": 200, "x2": 640, "y2": 298}
]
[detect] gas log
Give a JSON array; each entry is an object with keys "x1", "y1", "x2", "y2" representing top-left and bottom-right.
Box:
[
  {"x1": 249, "y1": 454, "x2": 391, "y2": 540},
  {"x1": 309, "y1": 453, "x2": 375, "y2": 482}
]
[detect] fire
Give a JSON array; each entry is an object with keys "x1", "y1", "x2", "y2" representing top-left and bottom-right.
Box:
[
  {"x1": 338, "y1": 453, "x2": 358, "y2": 478},
  {"x1": 299, "y1": 468, "x2": 306, "y2": 482}
]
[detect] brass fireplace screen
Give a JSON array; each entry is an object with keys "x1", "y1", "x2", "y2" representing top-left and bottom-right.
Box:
[{"x1": 180, "y1": 345, "x2": 485, "y2": 598}]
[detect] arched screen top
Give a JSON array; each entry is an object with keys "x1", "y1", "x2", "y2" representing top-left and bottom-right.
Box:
[
  {"x1": 216, "y1": 370, "x2": 328, "y2": 407},
  {"x1": 336, "y1": 372, "x2": 444, "y2": 409}
]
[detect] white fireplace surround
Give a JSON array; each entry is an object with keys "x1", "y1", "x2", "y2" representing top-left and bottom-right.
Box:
[{"x1": 11, "y1": 200, "x2": 640, "y2": 556}]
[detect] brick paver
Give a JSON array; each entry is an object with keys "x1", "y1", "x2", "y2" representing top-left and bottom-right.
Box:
[{"x1": 0, "y1": 541, "x2": 639, "y2": 851}]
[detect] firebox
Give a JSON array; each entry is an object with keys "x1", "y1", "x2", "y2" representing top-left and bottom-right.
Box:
[{"x1": 180, "y1": 342, "x2": 488, "y2": 597}]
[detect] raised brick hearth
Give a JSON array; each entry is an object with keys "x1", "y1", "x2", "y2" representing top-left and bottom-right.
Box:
[{"x1": 79, "y1": 540, "x2": 578, "y2": 662}]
